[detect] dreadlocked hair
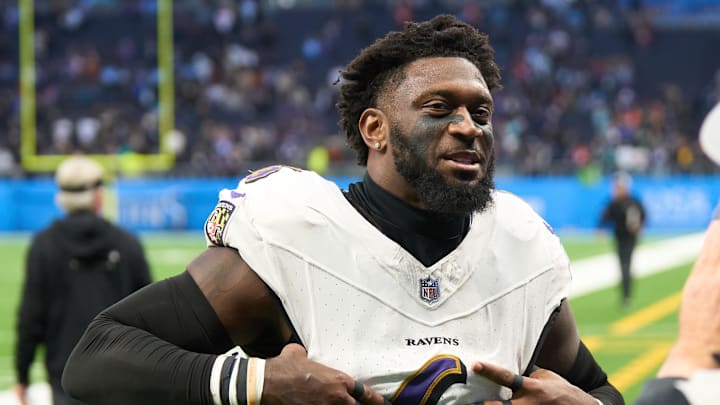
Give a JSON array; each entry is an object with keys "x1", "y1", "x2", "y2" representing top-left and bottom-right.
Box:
[{"x1": 337, "y1": 14, "x2": 501, "y2": 166}]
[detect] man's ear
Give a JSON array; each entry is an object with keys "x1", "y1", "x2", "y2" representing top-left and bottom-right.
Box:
[{"x1": 359, "y1": 108, "x2": 388, "y2": 151}]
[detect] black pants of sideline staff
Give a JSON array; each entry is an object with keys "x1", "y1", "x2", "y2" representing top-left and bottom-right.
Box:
[{"x1": 615, "y1": 236, "x2": 637, "y2": 306}]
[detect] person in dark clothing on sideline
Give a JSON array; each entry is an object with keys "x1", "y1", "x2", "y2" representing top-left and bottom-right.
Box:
[
  {"x1": 599, "y1": 172, "x2": 646, "y2": 307},
  {"x1": 14, "y1": 156, "x2": 151, "y2": 405}
]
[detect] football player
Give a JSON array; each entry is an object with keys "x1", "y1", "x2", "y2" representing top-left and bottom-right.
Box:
[{"x1": 63, "y1": 15, "x2": 623, "y2": 405}]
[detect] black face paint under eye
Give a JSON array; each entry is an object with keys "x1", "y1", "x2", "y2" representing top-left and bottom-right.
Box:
[
  {"x1": 413, "y1": 114, "x2": 464, "y2": 140},
  {"x1": 403, "y1": 115, "x2": 463, "y2": 158},
  {"x1": 413, "y1": 113, "x2": 494, "y2": 152},
  {"x1": 477, "y1": 121, "x2": 494, "y2": 151}
]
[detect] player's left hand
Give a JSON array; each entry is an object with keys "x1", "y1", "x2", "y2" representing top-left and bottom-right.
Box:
[{"x1": 467, "y1": 361, "x2": 599, "y2": 405}]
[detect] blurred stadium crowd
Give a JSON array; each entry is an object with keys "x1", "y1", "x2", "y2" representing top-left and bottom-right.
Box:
[{"x1": 0, "y1": 0, "x2": 719, "y2": 177}]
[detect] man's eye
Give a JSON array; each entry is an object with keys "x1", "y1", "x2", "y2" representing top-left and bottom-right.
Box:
[
  {"x1": 473, "y1": 108, "x2": 491, "y2": 121},
  {"x1": 425, "y1": 102, "x2": 449, "y2": 110}
]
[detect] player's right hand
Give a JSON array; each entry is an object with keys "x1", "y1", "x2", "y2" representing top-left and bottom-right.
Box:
[{"x1": 262, "y1": 343, "x2": 390, "y2": 405}]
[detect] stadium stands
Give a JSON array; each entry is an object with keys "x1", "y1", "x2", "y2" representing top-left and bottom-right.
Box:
[{"x1": 1, "y1": 0, "x2": 719, "y2": 177}]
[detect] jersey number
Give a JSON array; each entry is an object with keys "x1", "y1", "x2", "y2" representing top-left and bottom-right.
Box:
[{"x1": 391, "y1": 355, "x2": 468, "y2": 405}]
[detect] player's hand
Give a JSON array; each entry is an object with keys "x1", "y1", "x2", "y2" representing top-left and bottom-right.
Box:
[
  {"x1": 14, "y1": 384, "x2": 28, "y2": 405},
  {"x1": 263, "y1": 343, "x2": 389, "y2": 405},
  {"x1": 467, "y1": 362, "x2": 599, "y2": 405},
  {"x1": 658, "y1": 219, "x2": 720, "y2": 378}
]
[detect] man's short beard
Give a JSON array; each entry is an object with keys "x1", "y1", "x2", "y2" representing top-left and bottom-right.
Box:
[{"x1": 390, "y1": 127, "x2": 495, "y2": 216}]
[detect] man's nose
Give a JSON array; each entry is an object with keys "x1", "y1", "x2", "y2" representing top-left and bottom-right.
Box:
[{"x1": 448, "y1": 108, "x2": 484, "y2": 139}]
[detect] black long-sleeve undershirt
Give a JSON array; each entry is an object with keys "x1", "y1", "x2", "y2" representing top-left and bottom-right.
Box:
[
  {"x1": 63, "y1": 272, "x2": 231, "y2": 405},
  {"x1": 565, "y1": 342, "x2": 624, "y2": 405}
]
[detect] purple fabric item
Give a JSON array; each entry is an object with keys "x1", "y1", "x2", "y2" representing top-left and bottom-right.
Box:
[{"x1": 392, "y1": 356, "x2": 466, "y2": 405}]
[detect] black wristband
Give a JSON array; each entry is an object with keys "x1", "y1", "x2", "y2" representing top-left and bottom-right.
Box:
[
  {"x1": 219, "y1": 357, "x2": 236, "y2": 405},
  {"x1": 234, "y1": 356, "x2": 249, "y2": 405}
]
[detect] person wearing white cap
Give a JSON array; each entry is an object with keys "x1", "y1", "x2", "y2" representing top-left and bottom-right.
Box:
[
  {"x1": 14, "y1": 156, "x2": 152, "y2": 405},
  {"x1": 633, "y1": 102, "x2": 720, "y2": 405}
]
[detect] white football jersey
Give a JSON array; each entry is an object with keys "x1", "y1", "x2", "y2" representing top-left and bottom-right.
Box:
[{"x1": 204, "y1": 166, "x2": 571, "y2": 404}]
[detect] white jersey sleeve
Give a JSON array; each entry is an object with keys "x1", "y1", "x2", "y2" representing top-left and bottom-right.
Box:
[
  {"x1": 490, "y1": 190, "x2": 572, "y2": 365},
  {"x1": 202, "y1": 165, "x2": 336, "y2": 301},
  {"x1": 495, "y1": 190, "x2": 571, "y2": 308}
]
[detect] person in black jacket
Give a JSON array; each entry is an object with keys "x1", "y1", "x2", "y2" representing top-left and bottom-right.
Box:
[
  {"x1": 14, "y1": 156, "x2": 152, "y2": 405},
  {"x1": 599, "y1": 172, "x2": 646, "y2": 308}
]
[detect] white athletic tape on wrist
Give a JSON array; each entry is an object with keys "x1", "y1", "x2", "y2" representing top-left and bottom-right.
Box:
[
  {"x1": 210, "y1": 355, "x2": 230, "y2": 405},
  {"x1": 211, "y1": 354, "x2": 263, "y2": 405},
  {"x1": 248, "y1": 358, "x2": 266, "y2": 405}
]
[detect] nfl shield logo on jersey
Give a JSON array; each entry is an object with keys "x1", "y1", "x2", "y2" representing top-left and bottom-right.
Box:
[{"x1": 419, "y1": 276, "x2": 440, "y2": 304}]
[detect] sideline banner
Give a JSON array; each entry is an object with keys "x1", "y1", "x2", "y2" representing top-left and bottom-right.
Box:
[
  {"x1": 1, "y1": 175, "x2": 717, "y2": 233},
  {"x1": 498, "y1": 176, "x2": 720, "y2": 233}
]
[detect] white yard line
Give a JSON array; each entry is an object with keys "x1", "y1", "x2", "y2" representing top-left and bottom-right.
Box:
[
  {"x1": 0, "y1": 232, "x2": 706, "y2": 404},
  {"x1": 569, "y1": 232, "x2": 706, "y2": 298},
  {"x1": 0, "y1": 382, "x2": 50, "y2": 405}
]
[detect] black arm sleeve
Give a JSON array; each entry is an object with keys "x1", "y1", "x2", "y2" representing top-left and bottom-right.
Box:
[
  {"x1": 62, "y1": 271, "x2": 235, "y2": 405},
  {"x1": 633, "y1": 378, "x2": 690, "y2": 405},
  {"x1": 562, "y1": 341, "x2": 625, "y2": 405}
]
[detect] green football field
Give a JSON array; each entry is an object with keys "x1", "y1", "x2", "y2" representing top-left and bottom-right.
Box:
[{"x1": 0, "y1": 232, "x2": 693, "y2": 403}]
